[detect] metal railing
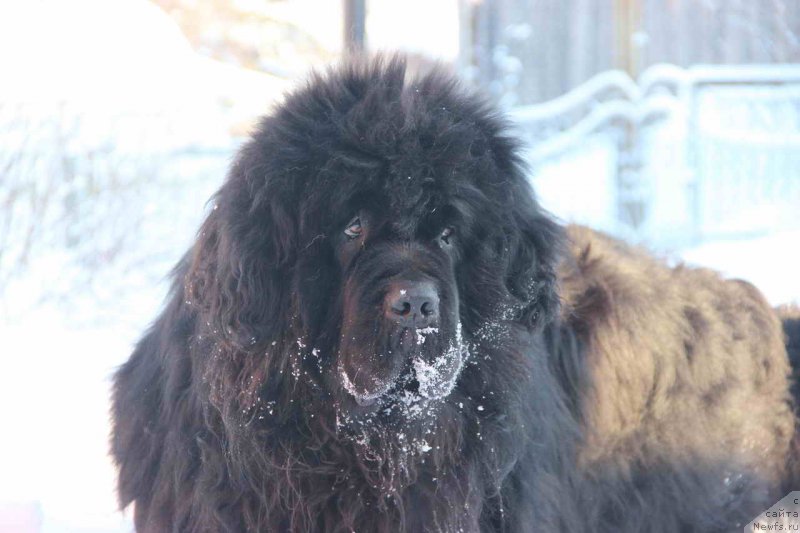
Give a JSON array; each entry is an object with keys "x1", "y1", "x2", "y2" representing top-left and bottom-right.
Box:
[{"x1": 510, "y1": 64, "x2": 800, "y2": 249}]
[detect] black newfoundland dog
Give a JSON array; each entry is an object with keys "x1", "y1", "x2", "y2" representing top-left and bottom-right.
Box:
[{"x1": 112, "y1": 57, "x2": 799, "y2": 532}]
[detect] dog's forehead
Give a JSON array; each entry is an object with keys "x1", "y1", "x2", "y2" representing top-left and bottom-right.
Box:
[
  {"x1": 379, "y1": 165, "x2": 463, "y2": 234},
  {"x1": 384, "y1": 184, "x2": 431, "y2": 236}
]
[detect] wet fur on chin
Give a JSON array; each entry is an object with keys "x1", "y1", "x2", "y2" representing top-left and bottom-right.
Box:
[{"x1": 110, "y1": 57, "x2": 797, "y2": 532}]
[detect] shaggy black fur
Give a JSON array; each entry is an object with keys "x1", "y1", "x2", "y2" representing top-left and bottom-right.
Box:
[
  {"x1": 781, "y1": 309, "x2": 800, "y2": 371},
  {"x1": 779, "y1": 306, "x2": 800, "y2": 415},
  {"x1": 111, "y1": 57, "x2": 798, "y2": 532}
]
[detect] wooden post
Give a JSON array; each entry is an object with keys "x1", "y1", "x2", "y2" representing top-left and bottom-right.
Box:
[
  {"x1": 343, "y1": 0, "x2": 366, "y2": 56},
  {"x1": 613, "y1": 0, "x2": 645, "y2": 235},
  {"x1": 613, "y1": 0, "x2": 642, "y2": 78}
]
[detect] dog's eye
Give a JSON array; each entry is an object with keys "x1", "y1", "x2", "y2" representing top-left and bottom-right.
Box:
[
  {"x1": 440, "y1": 227, "x2": 454, "y2": 245},
  {"x1": 344, "y1": 217, "x2": 363, "y2": 239}
]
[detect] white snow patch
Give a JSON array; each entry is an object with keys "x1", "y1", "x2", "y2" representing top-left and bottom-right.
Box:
[
  {"x1": 415, "y1": 326, "x2": 438, "y2": 344},
  {"x1": 412, "y1": 323, "x2": 467, "y2": 401}
]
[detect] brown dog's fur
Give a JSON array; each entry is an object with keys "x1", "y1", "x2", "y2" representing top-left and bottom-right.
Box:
[{"x1": 556, "y1": 226, "x2": 795, "y2": 524}]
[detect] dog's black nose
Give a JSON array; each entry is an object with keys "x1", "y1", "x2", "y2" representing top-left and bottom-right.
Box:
[{"x1": 385, "y1": 282, "x2": 439, "y2": 327}]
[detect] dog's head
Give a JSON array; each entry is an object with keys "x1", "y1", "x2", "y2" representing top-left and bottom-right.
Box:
[{"x1": 186, "y1": 57, "x2": 561, "y2": 428}]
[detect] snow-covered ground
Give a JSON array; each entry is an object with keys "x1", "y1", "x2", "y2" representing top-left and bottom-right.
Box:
[
  {"x1": 1, "y1": 318, "x2": 141, "y2": 533},
  {"x1": 679, "y1": 230, "x2": 800, "y2": 307}
]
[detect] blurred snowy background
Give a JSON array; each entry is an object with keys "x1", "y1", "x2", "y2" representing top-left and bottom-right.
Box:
[{"x1": 0, "y1": 1, "x2": 797, "y2": 531}]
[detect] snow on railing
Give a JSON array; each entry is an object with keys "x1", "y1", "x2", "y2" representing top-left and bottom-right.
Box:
[{"x1": 510, "y1": 64, "x2": 800, "y2": 248}]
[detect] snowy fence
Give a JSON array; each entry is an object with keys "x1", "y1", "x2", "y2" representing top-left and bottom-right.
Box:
[
  {"x1": 687, "y1": 67, "x2": 800, "y2": 241},
  {"x1": 511, "y1": 64, "x2": 800, "y2": 249}
]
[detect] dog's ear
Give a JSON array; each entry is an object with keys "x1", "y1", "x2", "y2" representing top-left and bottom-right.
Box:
[
  {"x1": 458, "y1": 174, "x2": 562, "y2": 333},
  {"x1": 185, "y1": 152, "x2": 297, "y2": 349},
  {"x1": 459, "y1": 114, "x2": 563, "y2": 331},
  {"x1": 441, "y1": 89, "x2": 563, "y2": 332},
  {"x1": 501, "y1": 183, "x2": 563, "y2": 330}
]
